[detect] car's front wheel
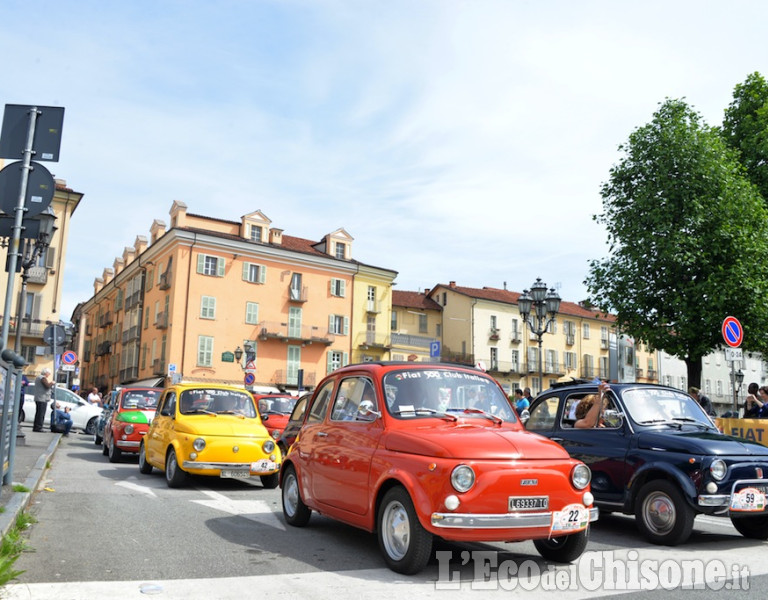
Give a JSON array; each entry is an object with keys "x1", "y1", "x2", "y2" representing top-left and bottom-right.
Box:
[
  {"x1": 85, "y1": 417, "x2": 97, "y2": 435},
  {"x1": 138, "y1": 442, "x2": 153, "y2": 474},
  {"x1": 534, "y1": 528, "x2": 589, "y2": 562},
  {"x1": 635, "y1": 480, "x2": 694, "y2": 545},
  {"x1": 261, "y1": 473, "x2": 279, "y2": 489},
  {"x1": 165, "y1": 447, "x2": 188, "y2": 488},
  {"x1": 108, "y1": 438, "x2": 122, "y2": 463},
  {"x1": 731, "y1": 514, "x2": 768, "y2": 540},
  {"x1": 377, "y1": 486, "x2": 432, "y2": 574},
  {"x1": 281, "y1": 465, "x2": 311, "y2": 526}
]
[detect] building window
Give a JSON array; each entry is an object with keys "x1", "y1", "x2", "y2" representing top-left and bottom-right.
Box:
[
  {"x1": 330, "y1": 278, "x2": 346, "y2": 297},
  {"x1": 200, "y1": 296, "x2": 216, "y2": 319},
  {"x1": 287, "y1": 345, "x2": 301, "y2": 385},
  {"x1": 583, "y1": 323, "x2": 590, "y2": 339},
  {"x1": 288, "y1": 307, "x2": 302, "y2": 338},
  {"x1": 490, "y1": 347, "x2": 498, "y2": 371},
  {"x1": 249, "y1": 224, "x2": 263, "y2": 242},
  {"x1": 197, "y1": 336, "x2": 213, "y2": 367},
  {"x1": 490, "y1": 315, "x2": 497, "y2": 331},
  {"x1": 418, "y1": 314, "x2": 427, "y2": 333},
  {"x1": 242, "y1": 262, "x2": 266, "y2": 284},
  {"x1": 335, "y1": 242, "x2": 346, "y2": 259},
  {"x1": 327, "y1": 350, "x2": 348, "y2": 373},
  {"x1": 329, "y1": 314, "x2": 348, "y2": 335},
  {"x1": 246, "y1": 302, "x2": 259, "y2": 325},
  {"x1": 436, "y1": 323, "x2": 441, "y2": 337},
  {"x1": 290, "y1": 273, "x2": 303, "y2": 300},
  {"x1": 391, "y1": 310, "x2": 398, "y2": 331},
  {"x1": 197, "y1": 254, "x2": 225, "y2": 277}
]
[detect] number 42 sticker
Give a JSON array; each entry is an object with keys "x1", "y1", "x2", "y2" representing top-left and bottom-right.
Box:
[{"x1": 551, "y1": 503, "x2": 589, "y2": 533}]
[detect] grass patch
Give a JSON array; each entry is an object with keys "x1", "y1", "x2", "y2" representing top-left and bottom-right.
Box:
[
  {"x1": 0, "y1": 512, "x2": 35, "y2": 588},
  {"x1": 10, "y1": 485, "x2": 28, "y2": 494}
]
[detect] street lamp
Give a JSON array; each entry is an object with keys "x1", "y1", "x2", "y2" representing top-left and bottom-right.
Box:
[
  {"x1": 518, "y1": 278, "x2": 561, "y2": 395},
  {"x1": 232, "y1": 343, "x2": 255, "y2": 369},
  {"x1": 729, "y1": 368, "x2": 744, "y2": 413}
]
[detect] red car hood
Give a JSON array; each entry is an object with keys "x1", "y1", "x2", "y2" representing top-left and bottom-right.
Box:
[{"x1": 383, "y1": 422, "x2": 568, "y2": 460}]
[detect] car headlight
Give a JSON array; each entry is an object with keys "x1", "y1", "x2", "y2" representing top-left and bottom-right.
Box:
[
  {"x1": 124, "y1": 424, "x2": 134, "y2": 435},
  {"x1": 451, "y1": 465, "x2": 475, "y2": 493},
  {"x1": 571, "y1": 464, "x2": 591, "y2": 490},
  {"x1": 710, "y1": 459, "x2": 727, "y2": 481},
  {"x1": 193, "y1": 438, "x2": 206, "y2": 452},
  {"x1": 262, "y1": 440, "x2": 275, "y2": 454},
  {"x1": 271, "y1": 429, "x2": 280, "y2": 440}
]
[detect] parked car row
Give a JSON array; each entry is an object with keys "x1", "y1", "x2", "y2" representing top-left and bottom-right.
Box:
[{"x1": 22, "y1": 385, "x2": 102, "y2": 434}]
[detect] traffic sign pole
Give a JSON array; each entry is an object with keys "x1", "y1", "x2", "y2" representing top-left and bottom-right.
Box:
[{"x1": 722, "y1": 316, "x2": 744, "y2": 412}]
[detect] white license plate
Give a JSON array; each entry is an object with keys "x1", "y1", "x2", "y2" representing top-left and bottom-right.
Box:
[
  {"x1": 509, "y1": 496, "x2": 548, "y2": 511},
  {"x1": 250, "y1": 459, "x2": 277, "y2": 473},
  {"x1": 220, "y1": 470, "x2": 251, "y2": 479}
]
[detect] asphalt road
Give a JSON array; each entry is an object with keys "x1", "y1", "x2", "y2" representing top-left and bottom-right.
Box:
[{"x1": 5, "y1": 434, "x2": 768, "y2": 599}]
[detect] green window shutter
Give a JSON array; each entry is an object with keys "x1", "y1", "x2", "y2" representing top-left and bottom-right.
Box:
[
  {"x1": 242, "y1": 262, "x2": 249, "y2": 281},
  {"x1": 343, "y1": 316, "x2": 349, "y2": 335},
  {"x1": 327, "y1": 352, "x2": 333, "y2": 374},
  {"x1": 197, "y1": 254, "x2": 205, "y2": 274},
  {"x1": 329, "y1": 315, "x2": 334, "y2": 331},
  {"x1": 342, "y1": 352, "x2": 349, "y2": 366},
  {"x1": 217, "y1": 258, "x2": 225, "y2": 277},
  {"x1": 340, "y1": 280, "x2": 346, "y2": 297},
  {"x1": 259, "y1": 265, "x2": 266, "y2": 284}
]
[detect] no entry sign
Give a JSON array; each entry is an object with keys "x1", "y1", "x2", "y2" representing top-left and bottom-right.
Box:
[{"x1": 722, "y1": 316, "x2": 743, "y2": 348}]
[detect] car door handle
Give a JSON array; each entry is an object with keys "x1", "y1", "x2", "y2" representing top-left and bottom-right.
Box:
[
  {"x1": 551, "y1": 437, "x2": 565, "y2": 444},
  {"x1": 317, "y1": 431, "x2": 328, "y2": 437}
]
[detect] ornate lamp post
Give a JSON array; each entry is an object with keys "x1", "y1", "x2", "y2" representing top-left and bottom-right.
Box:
[
  {"x1": 517, "y1": 278, "x2": 561, "y2": 395},
  {"x1": 729, "y1": 368, "x2": 744, "y2": 413}
]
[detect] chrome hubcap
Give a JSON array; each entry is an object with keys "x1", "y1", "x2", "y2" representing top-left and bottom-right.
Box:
[
  {"x1": 382, "y1": 501, "x2": 410, "y2": 560},
  {"x1": 644, "y1": 491, "x2": 676, "y2": 535}
]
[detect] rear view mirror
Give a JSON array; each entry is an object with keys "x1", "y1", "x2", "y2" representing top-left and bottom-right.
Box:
[{"x1": 518, "y1": 409, "x2": 530, "y2": 424}]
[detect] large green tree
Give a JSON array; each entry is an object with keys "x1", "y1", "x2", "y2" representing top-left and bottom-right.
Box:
[
  {"x1": 722, "y1": 72, "x2": 768, "y2": 202},
  {"x1": 586, "y1": 98, "x2": 768, "y2": 387}
]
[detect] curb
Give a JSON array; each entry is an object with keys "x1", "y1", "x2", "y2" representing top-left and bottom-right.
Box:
[{"x1": 0, "y1": 435, "x2": 60, "y2": 538}]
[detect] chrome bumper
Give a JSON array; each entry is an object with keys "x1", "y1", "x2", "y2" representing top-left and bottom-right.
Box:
[
  {"x1": 431, "y1": 506, "x2": 599, "y2": 529},
  {"x1": 182, "y1": 461, "x2": 279, "y2": 472},
  {"x1": 116, "y1": 440, "x2": 140, "y2": 449},
  {"x1": 699, "y1": 478, "x2": 768, "y2": 508}
]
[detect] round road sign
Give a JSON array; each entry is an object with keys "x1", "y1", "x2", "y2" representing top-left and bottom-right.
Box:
[
  {"x1": 244, "y1": 372, "x2": 256, "y2": 386},
  {"x1": 62, "y1": 350, "x2": 78, "y2": 365},
  {"x1": 722, "y1": 316, "x2": 743, "y2": 348}
]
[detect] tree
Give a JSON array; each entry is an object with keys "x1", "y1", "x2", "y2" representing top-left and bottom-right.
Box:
[
  {"x1": 586, "y1": 98, "x2": 768, "y2": 388},
  {"x1": 722, "y1": 72, "x2": 768, "y2": 202}
]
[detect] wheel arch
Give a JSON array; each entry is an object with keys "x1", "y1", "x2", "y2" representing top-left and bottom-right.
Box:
[{"x1": 626, "y1": 463, "x2": 698, "y2": 513}]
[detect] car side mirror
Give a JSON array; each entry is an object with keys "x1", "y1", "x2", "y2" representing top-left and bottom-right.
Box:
[
  {"x1": 602, "y1": 409, "x2": 624, "y2": 428},
  {"x1": 518, "y1": 409, "x2": 530, "y2": 424},
  {"x1": 261, "y1": 414, "x2": 269, "y2": 421},
  {"x1": 358, "y1": 400, "x2": 381, "y2": 420}
]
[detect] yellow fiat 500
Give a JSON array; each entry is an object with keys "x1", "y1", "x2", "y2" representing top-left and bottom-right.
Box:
[{"x1": 139, "y1": 384, "x2": 280, "y2": 488}]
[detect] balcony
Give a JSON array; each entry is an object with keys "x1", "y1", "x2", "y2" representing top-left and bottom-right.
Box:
[
  {"x1": 152, "y1": 359, "x2": 166, "y2": 376},
  {"x1": 155, "y1": 312, "x2": 168, "y2": 329},
  {"x1": 95, "y1": 341, "x2": 112, "y2": 357},
  {"x1": 510, "y1": 332, "x2": 521, "y2": 343},
  {"x1": 360, "y1": 333, "x2": 391, "y2": 349},
  {"x1": 121, "y1": 325, "x2": 140, "y2": 344},
  {"x1": 125, "y1": 290, "x2": 141, "y2": 310},
  {"x1": 390, "y1": 333, "x2": 433, "y2": 349},
  {"x1": 600, "y1": 338, "x2": 610, "y2": 349},
  {"x1": 99, "y1": 312, "x2": 113, "y2": 328},
  {"x1": 441, "y1": 350, "x2": 474, "y2": 366},
  {"x1": 487, "y1": 360, "x2": 521, "y2": 375},
  {"x1": 272, "y1": 370, "x2": 317, "y2": 388},
  {"x1": 26, "y1": 266, "x2": 48, "y2": 285},
  {"x1": 158, "y1": 272, "x2": 171, "y2": 290},
  {"x1": 636, "y1": 368, "x2": 644, "y2": 378},
  {"x1": 565, "y1": 334, "x2": 575, "y2": 346},
  {"x1": 488, "y1": 328, "x2": 500, "y2": 341},
  {"x1": 647, "y1": 369, "x2": 658, "y2": 380},
  {"x1": 366, "y1": 300, "x2": 382, "y2": 314},
  {"x1": 258, "y1": 321, "x2": 334, "y2": 345},
  {"x1": 288, "y1": 286, "x2": 308, "y2": 303},
  {"x1": 119, "y1": 366, "x2": 139, "y2": 382}
]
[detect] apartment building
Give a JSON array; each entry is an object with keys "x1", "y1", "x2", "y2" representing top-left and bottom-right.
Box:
[
  {"x1": 74, "y1": 202, "x2": 395, "y2": 394},
  {"x1": 350, "y1": 264, "x2": 398, "y2": 364},
  {"x1": 427, "y1": 282, "x2": 658, "y2": 395},
  {"x1": 389, "y1": 290, "x2": 442, "y2": 362},
  {"x1": 0, "y1": 176, "x2": 82, "y2": 377}
]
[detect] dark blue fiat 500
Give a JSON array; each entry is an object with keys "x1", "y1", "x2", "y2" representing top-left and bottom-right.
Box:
[{"x1": 525, "y1": 380, "x2": 768, "y2": 545}]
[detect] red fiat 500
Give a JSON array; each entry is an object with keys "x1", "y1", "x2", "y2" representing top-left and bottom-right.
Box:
[
  {"x1": 281, "y1": 362, "x2": 597, "y2": 574},
  {"x1": 103, "y1": 387, "x2": 162, "y2": 462}
]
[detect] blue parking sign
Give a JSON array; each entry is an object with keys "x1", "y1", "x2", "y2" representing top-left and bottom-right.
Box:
[{"x1": 430, "y1": 341, "x2": 441, "y2": 358}]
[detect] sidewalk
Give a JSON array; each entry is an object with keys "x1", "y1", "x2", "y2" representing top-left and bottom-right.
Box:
[{"x1": 0, "y1": 424, "x2": 61, "y2": 537}]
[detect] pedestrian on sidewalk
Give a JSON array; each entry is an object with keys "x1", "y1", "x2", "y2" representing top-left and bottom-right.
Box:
[
  {"x1": 33, "y1": 368, "x2": 53, "y2": 432},
  {"x1": 51, "y1": 402, "x2": 73, "y2": 436}
]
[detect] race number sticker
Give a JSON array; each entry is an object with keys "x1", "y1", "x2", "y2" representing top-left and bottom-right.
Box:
[
  {"x1": 730, "y1": 487, "x2": 766, "y2": 512},
  {"x1": 250, "y1": 459, "x2": 277, "y2": 474},
  {"x1": 550, "y1": 503, "x2": 589, "y2": 533}
]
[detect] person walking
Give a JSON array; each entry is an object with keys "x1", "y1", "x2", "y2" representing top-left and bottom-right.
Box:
[{"x1": 33, "y1": 368, "x2": 53, "y2": 432}]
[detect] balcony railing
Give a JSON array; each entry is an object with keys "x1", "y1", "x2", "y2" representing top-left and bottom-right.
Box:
[
  {"x1": 258, "y1": 321, "x2": 334, "y2": 345},
  {"x1": 152, "y1": 359, "x2": 166, "y2": 376},
  {"x1": 158, "y1": 272, "x2": 172, "y2": 290},
  {"x1": 26, "y1": 266, "x2": 48, "y2": 284},
  {"x1": 362, "y1": 333, "x2": 391, "y2": 348},
  {"x1": 99, "y1": 312, "x2": 113, "y2": 328},
  {"x1": 366, "y1": 300, "x2": 382, "y2": 314},
  {"x1": 390, "y1": 332, "x2": 433, "y2": 349},
  {"x1": 272, "y1": 369, "x2": 317, "y2": 387},
  {"x1": 119, "y1": 366, "x2": 139, "y2": 382},
  {"x1": 121, "y1": 325, "x2": 140, "y2": 344},
  {"x1": 155, "y1": 312, "x2": 168, "y2": 329},
  {"x1": 288, "y1": 286, "x2": 308, "y2": 302}
]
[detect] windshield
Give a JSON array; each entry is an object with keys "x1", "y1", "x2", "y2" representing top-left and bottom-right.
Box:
[
  {"x1": 382, "y1": 368, "x2": 516, "y2": 422},
  {"x1": 121, "y1": 390, "x2": 160, "y2": 410},
  {"x1": 256, "y1": 396, "x2": 297, "y2": 414},
  {"x1": 180, "y1": 388, "x2": 257, "y2": 417},
  {"x1": 621, "y1": 387, "x2": 714, "y2": 428}
]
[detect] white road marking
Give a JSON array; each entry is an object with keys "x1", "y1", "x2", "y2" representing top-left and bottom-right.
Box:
[
  {"x1": 191, "y1": 490, "x2": 286, "y2": 530},
  {"x1": 114, "y1": 480, "x2": 157, "y2": 497}
]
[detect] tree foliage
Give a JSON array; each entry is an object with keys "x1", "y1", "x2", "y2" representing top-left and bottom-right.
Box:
[
  {"x1": 722, "y1": 72, "x2": 768, "y2": 202},
  {"x1": 586, "y1": 98, "x2": 768, "y2": 387}
]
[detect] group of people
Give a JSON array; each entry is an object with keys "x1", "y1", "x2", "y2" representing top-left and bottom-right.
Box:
[
  {"x1": 32, "y1": 368, "x2": 73, "y2": 435},
  {"x1": 690, "y1": 384, "x2": 768, "y2": 419},
  {"x1": 511, "y1": 388, "x2": 533, "y2": 413}
]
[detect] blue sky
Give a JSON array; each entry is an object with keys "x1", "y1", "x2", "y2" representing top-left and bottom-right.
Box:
[{"x1": 2, "y1": 0, "x2": 767, "y2": 319}]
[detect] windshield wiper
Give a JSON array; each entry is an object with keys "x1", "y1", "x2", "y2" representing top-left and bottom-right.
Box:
[
  {"x1": 637, "y1": 418, "x2": 680, "y2": 428},
  {"x1": 460, "y1": 407, "x2": 503, "y2": 425},
  {"x1": 671, "y1": 417, "x2": 712, "y2": 428},
  {"x1": 185, "y1": 409, "x2": 216, "y2": 416},
  {"x1": 393, "y1": 407, "x2": 457, "y2": 421}
]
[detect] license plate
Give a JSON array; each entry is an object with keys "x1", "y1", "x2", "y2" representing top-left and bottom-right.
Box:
[
  {"x1": 220, "y1": 470, "x2": 251, "y2": 479},
  {"x1": 551, "y1": 504, "x2": 589, "y2": 532},
  {"x1": 730, "y1": 487, "x2": 767, "y2": 512},
  {"x1": 509, "y1": 496, "x2": 548, "y2": 511},
  {"x1": 250, "y1": 459, "x2": 277, "y2": 473}
]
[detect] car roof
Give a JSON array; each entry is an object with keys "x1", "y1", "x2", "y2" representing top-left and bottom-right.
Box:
[{"x1": 541, "y1": 379, "x2": 687, "y2": 394}]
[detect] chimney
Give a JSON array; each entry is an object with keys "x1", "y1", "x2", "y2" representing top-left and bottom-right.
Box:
[
  {"x1": 134, "y1": 235, "x2": 148, "y2": 255},
  {"x1": 449, "y1": 281, "x2": 456, "y2": 288},
  {"x1": 269, "y1": 228, "x2": 283, "y2": 245}
]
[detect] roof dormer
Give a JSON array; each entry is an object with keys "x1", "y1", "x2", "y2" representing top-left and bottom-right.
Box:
[
  {"x1": 322, "y1": 228, "x2": 354, "y2": 260},
  {"x1": 241, "y1": 210, "x2": 272, "y2": 243}
]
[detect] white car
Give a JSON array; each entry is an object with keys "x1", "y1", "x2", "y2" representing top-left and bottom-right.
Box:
[{"x1": 22, "y1": 385, "x2": 103, "y2": 434}]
